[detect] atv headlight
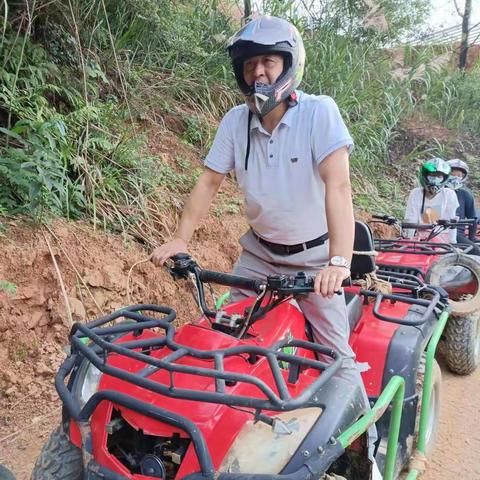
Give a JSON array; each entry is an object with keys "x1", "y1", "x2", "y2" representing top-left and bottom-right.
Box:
[
  {"x1": 219, "y1": 408, "x2": 321, "y2": 474},
  {"x1": 74, "y1": 360, "x2": 102, "y2": 408}
]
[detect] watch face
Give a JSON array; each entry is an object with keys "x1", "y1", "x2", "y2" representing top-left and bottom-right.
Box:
[
  {"x1": 330, "y1": 256, "x2": 342, "y2": 266},
  {"x1": 330, "y1": 256, "x2": 348, "y2": 267}
]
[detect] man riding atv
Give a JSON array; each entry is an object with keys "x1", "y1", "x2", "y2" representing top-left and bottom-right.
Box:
[
  {"x1": 403, "y1": 158, "x2": 458, "y2": 243},
  {"x1": 151, "y1": 14, "x2": 379, "y2": 472},
  {"x1": 446, "y1": 158, "x2": 480, "y2": 255}
]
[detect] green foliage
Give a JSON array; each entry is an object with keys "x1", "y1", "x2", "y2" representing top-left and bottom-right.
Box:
[
  {"x1": 0, "y1": 280, "x2": 17, "y2": 296},
  {"x1": 422, "y1": 65, "x2": 480, "y2": 134},
  {"x1": 0, "y1": 0, "x2": 477, "y2": 244}
]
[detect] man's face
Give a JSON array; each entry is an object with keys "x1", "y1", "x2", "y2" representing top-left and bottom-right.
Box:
[
  {"x1": 451, "y1": 168, "x2": 465, "y2": 179},
  {"x1": 243, "y1": 54, "x2": 284, "y2": 87}
]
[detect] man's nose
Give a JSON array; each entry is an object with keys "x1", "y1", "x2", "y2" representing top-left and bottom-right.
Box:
[{"x1": 253, "y1": 62, "x2": 265, "y2": 79}]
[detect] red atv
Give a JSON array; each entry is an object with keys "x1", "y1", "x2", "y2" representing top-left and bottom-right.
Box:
[
  {"x1": 371, "y1": 215, "x2": 480, "y2": 375},
  {"x1": 32, "y1": 223, "x2": 449, "y2": 480}
]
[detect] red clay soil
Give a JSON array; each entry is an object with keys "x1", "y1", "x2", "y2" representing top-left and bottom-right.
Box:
[{"x1": 0, "y1": 206, "x2": 248, "y2": 478}]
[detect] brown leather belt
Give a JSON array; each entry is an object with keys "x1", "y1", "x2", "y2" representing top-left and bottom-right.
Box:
[{"x1": 252, "y1": 230, "x2": 329, "y2": 256}]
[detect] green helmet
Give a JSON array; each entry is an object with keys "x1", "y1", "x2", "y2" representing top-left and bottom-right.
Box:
[{"x1": 419, "y1": 157, "x2": 451, "y2": 194}]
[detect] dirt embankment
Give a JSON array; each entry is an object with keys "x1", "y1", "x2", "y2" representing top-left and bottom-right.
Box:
[{"x1": 0, "y1": 202, "x2": 247, "y2": 478}]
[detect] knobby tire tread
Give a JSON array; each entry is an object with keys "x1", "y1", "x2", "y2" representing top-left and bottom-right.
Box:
[
  {"x1": 444, "y1": 313, "x2": 480, "y2": 375},
  {"x1": 31, "y1": 426, "x2": 82, "y2": 480}
]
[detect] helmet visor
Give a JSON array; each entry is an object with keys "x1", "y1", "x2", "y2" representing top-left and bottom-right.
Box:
[{"x1": 228, "y1": 20, "x2": 297, "y2": 48}]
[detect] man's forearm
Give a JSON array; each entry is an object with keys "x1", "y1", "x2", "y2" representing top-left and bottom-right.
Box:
[{"x1": 325, "y1": 182, "x2": 354, "y2": 262}]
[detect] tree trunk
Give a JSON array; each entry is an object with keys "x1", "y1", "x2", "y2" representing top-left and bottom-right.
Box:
[
  {"x1": 459, "y1": 0, "x2": 472, "y2": 69},
  {"x1": 243, "y1": 0, "x2": 252, "y2": 23}
]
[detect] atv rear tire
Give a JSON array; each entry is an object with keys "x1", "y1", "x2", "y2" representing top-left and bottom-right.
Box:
[
  {"x1": 31, "y1": 426, "x2": 83, "y2": 480},
  {"x1": 443, "y1": 312, "x2": 480, "y2": 375},
  {"x1": 425, "y1": 253, "x2": 480, "y2": 316}
]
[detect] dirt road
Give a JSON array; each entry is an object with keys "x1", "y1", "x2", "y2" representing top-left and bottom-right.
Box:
[{"x1": 422, "y1": 360, "x2": 480, "y2": 480}]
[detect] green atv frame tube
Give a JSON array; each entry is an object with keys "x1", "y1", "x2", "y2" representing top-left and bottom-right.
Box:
[
  {"x1": 336, "y1": 310, "x2": 448, "y2": 480},
  {"x1": 338, "y1": 375, "x2": 405, "y2": 480},
  {"x1": 405, "y1": 309, "x2": 449, "y2": 480}
]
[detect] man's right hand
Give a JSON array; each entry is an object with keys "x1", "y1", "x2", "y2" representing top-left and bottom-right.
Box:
[{"x1": 151, "y1": 238, "x2": 189, "y2": 266}]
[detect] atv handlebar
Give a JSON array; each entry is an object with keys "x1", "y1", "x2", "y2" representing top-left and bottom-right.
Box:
[
  {"x1": 199, "y1": 270, "x2": 265, "y2": 293},
  {"x1": 169, "y1": 253, "x2": 345, "y2": 296},
  {"x1": 401, "y1": 219, "x2": 477, "y2": 230},
  {"x1": 372, "y1": 214, "x2": 478, "y2": 241}
]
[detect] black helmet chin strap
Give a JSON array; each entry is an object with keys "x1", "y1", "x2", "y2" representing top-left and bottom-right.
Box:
[{"x1": 245, "y1": 110, "x2": 253, "y2": 171}]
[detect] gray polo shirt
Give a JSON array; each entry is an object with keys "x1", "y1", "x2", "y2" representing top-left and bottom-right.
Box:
[{"x1": 204, "y1": 91, "x2": 353, "y2": 245}]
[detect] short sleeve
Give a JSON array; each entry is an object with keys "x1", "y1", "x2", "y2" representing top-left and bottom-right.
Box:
[
  {"x1": 311, "y1": 96, "x2": 354, "y2": 165},
  {"x1": 204, "y1": 109, "x2": 236, "y2": 174}
]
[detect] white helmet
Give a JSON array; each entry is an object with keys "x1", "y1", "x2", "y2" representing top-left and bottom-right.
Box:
[
  {"x1": 446, "y1": 159, "x2": 469, "y2": 190},
  {"x1": 227, "y1": 16, "x2": 305, "y2": 117}
]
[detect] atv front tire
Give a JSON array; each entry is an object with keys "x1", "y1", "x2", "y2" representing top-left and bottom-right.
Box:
[
  {"x1": 444, "y1": 312, "x2": 480, "y2": 375},
  {"x1": 31, "y1": 426, "x2": 83, "y2": 480}
]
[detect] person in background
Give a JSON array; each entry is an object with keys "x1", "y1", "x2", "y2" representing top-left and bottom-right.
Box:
[
  {"x1": 404, "y1": 158, "x2": 459, "y2": 242},
  {"x1": 446, "y1": 158, "x2": 480, "y2": 255}
]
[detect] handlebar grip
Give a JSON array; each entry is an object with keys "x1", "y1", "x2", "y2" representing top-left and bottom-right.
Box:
[
  {"x1": 372, "y1": 214, "x2": 387, "y2": 220},
  {"x1": 198, "y1": 270, "x2": 264, "y2": 293},
  {"x1": 400, "y1": 222, "x2": 433, "y2": 230}
]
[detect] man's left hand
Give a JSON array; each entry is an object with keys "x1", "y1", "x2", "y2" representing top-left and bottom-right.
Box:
[{"x1": 314, "y1": 266, "x2": 350, "y2": 299}]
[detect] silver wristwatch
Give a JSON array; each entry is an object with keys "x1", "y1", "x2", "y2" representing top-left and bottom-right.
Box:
[{"x1": 329, "y1": 255, "x2": 351, "y2": 269}]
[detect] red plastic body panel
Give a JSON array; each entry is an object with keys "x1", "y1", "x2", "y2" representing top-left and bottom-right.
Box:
[{"x1": 68, "y1": 291, "x2": 411, "y2": 478}]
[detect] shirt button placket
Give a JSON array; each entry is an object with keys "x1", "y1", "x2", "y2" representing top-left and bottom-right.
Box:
[{"x1": 268, "y1": 137, "x2": 274, "y2": 167}]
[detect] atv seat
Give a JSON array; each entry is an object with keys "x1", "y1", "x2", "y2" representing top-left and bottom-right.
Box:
[
  {"x1": 345, "y1": 221, "x2": 375, "y2": 333},
  {"x1": 351, "y1": 221, "x2": 376, "y2": 278},
  {"x1": 345, "y1": 291, "x2": 363, "y2": 333}
]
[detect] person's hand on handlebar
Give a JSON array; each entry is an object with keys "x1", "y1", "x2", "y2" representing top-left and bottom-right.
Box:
[
  {"x1": 314, "y1": 266, "x2": 350, "y2": 299},
  {"x1": 151, "y1": 237, "x2": 189, "y2": 266}
]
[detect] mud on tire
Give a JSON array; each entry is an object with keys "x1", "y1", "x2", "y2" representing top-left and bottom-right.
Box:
[
  {"x1": 31, "y1": 425, "x2": 83, "y2": 480},
  {"x1": 443, "y1": 312, "x2": 480, "y2": 375}
]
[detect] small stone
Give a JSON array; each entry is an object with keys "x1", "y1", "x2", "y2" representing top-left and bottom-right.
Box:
[
  {"x1": 68, "y1": 297, "x2": 86, "y2": 322},
  {"x1": 86, "y1": 271, "x2": 105, "y2": 288},
  {"x1": 28, "y1": 311, "x2": 45, "y2": 329},
  {"x1": 92, "y1": 290, "x2": 107, "y2": 309},
  {"x1": 35, "y1": 364, "x2": 53, "y2": 377},
  {"x1": 5, "y1": 386, "x2": 17, "y2": 396},
  {"x1": 1, "y1": 370, "x2": 18, "y2": 385}
]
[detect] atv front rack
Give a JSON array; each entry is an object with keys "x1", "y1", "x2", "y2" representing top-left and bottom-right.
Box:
[{"x1": 58, "y1": 304, "x2": 342, "y2": 421}]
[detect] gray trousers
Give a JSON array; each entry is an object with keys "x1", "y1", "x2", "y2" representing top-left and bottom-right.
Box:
[{"x1": 230, "y1": 230, "x2": 377, "y2": 452}]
